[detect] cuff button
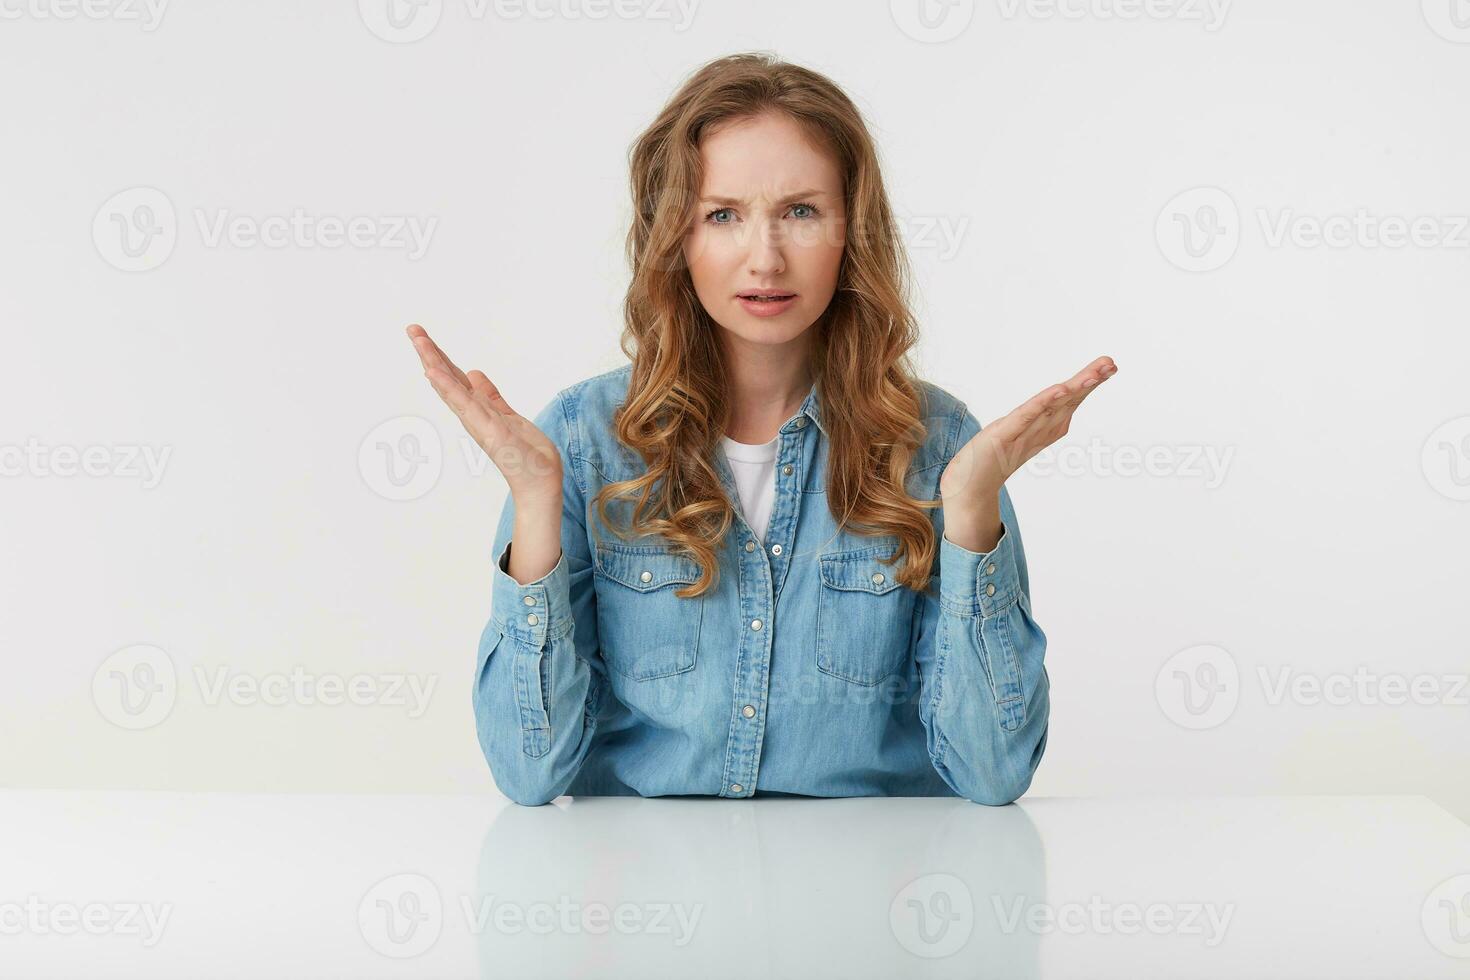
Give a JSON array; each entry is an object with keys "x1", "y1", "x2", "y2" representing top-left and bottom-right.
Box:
[
  {"x1": 985, "y1": 583, "x2": 996, "y2": 597},
  {"x1": 526, "y1": 613, "x2": 539, "y2": 625}
]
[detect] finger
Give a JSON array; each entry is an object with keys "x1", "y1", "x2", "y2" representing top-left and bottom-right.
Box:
[
  {"x1": 466, "y1": 369, "x2": 518, "y2": 417},
  {"x1": 1053, "y1": 356, "x2": 1119, "y2": 409},
  {"x1": 407, "y1": 324, "x2": 473, "y2": 390},
  {"x1": 425, "y1": 366, "x2": 508, "y2": 446}
]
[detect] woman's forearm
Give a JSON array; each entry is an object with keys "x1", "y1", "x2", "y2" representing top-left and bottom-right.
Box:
[
  {"x1": 942, "y1": 483, "x2": 1004, "y2": 554},
  {"x1": 506, "y1": 492, "x2": 563, "y2": 586}
]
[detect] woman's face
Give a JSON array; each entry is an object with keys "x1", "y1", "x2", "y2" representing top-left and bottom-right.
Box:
[{"x1": 682, "y1": 111, "x2": 847, "y2": 350}]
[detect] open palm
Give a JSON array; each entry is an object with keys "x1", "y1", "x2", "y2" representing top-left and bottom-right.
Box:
[
  {"x1": 940, "y1": 355, "x2": 1118, "y2": 506},
  {"x1": 406, "y1": 323, "x2": 562, "y2": 500}
]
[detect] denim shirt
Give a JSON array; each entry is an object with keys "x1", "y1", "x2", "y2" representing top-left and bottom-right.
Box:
[{"x1": 475, "y1": 364, "x2": 1049, "y2": 805}]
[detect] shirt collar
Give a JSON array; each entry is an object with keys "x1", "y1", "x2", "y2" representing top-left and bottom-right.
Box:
[{"x1": 783, "y1": 380, "x2": 825, "y2": 436}]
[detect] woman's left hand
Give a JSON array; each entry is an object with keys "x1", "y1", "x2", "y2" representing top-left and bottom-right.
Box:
[{"x1": 939, "y1": 355, "x2": 1119, "y2": 518}]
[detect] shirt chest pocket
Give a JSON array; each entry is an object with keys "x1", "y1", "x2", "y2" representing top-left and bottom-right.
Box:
[
  {"x1": 816, "y1": 546, "x2": 917, "y2": 686},
  {"x1": 592, "y1": 543, "x2": 705, "y2": 681}
]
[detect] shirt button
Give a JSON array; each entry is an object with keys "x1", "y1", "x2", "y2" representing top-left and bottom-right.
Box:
[
  {"x1": 742, "y1": 704, "x2": 755, "y2": 718},
  {"x1": 751, "y1": 619, "x2": 762, "y2": 631},
  {"x1": 782, "y1": 464, "x2": 793, "y2": 476},
  {"x1": 771, "y1": 544, "x2": 782, "y2": 556},
  {"x1": 985, "y1": 563, "x2": 996, "y2": 575},
  {"x1": 640, "y1": 570, "x2": 652, "y2": 582},
  {"x1": 745, "y1": 540, "x2": 755, "y2": 552},
  {"x1": 731, "y1": 783, "x2": 744, "y2": 793},
  {"x1": 871, "y1": 572, "x2": 884, "y2": 585},
  {"x1": 522, "y1": 595, "x2": 536, "y2": 605},
  {"x1": 526, "y1": 613, "x2": 539, "y2": 625},
  {"x1": 985, "y1": 583, "x2": 996, "y2": 597},
  {"x1": 795, "y1": 418, "x2": 805, "y2": 428}
]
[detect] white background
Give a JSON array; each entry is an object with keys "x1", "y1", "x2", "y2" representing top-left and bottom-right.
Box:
[{"x1": 2, "y1": 0, "x2": 1466, "y2": 821}]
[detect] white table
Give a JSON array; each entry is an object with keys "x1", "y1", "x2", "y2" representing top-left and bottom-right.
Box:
[{"x1": 3, "y1": 792, "x2": 1467, "y2": 978}]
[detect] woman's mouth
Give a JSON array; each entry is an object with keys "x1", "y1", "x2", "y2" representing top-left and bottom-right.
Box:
[{"x1": 737, "y1": 292, "x2": 797, "y2": 316}]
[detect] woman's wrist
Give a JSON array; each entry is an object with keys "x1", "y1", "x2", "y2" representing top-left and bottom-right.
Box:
[
  {"x1": 942, "y1": 485, "x2": 1004, "y2": 554},
  {"x1": 507, "y1": 491, "x2": 563, "y2": 586}
]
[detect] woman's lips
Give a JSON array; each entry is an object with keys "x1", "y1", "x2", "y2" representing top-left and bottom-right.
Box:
[{"x1": 736, "y1": 293, "x2": 797, "y2": 317}]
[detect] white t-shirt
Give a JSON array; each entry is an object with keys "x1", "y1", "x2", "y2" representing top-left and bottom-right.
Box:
[{"x1": 719, "y1": 432, "x2": 780, "y2": 542}]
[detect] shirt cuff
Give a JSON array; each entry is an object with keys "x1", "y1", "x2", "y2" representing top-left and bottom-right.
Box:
[
  {"x1": 939, "y1": 520, "x2": 1021, "y2": 618},
  {"x1": 491, "y1": 539, "x2": 572, "y2": 650}
]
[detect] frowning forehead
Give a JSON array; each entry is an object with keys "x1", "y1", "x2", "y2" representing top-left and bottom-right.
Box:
[
  {"x1": 698, "y1": 188, "x2": 833, "y2": 206},
  {"x1": 694, "y1": 113, "x2": 843, "y2": 206}
]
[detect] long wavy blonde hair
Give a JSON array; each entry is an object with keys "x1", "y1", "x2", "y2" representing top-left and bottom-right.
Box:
[{"x1": 591, "y1": 52, "x2": 942, "y2": 598}]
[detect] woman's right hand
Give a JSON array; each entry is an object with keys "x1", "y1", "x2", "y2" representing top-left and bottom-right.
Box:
[{"x1": 406, "y1": 323, "x2": 563, "y2": 506}]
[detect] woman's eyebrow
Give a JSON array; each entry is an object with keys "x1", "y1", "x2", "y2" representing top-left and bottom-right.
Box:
[{"x1": 698, "y1": 189, "x2": 829, "y2": 205}]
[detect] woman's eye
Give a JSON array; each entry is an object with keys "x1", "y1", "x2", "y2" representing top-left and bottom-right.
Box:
[
  {"x1": 706, "y1": 208, "x2": 734, "y2": 224},
  {"x1": 790, "y1": 203, "x2": 819, "y2": 219}
]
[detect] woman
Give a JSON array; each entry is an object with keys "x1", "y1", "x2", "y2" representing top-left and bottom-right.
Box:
[{"x1": 408, "y1": 53, "x2": 1116, "y2": 805}]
